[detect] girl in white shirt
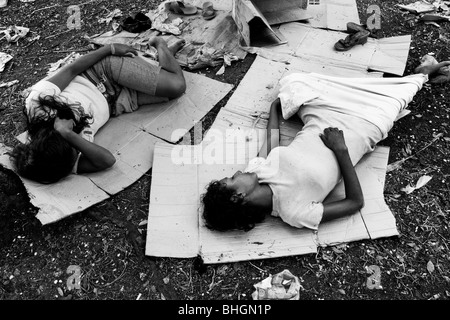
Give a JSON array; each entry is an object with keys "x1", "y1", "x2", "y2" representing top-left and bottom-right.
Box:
[
  {"x1": 10, "y1": 37, "x2": 186, "y2": 183},
  {"x1": 201, "y1": 59, "x2": 450, "y2": 231}
]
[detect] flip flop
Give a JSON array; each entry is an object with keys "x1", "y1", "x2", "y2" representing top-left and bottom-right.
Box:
[
  {"x1": 202, "y1": 1, "x2": 216, "y2": 20},
  {"x1": 334, "y1": 30, "x2": 370, "y2": 51},
  {"x1": 346, "y1": 22, "x2": 378, "y2": 38},
  {"x1": 165, "y1": 1, "x2": 198, "y2": 15}
]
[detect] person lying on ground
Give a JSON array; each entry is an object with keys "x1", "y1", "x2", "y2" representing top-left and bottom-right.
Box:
[
  {"x1": 201, "y1": 58, "x2": 450, "y2": 232},
  {"x1": 10, "y1": 36, "x2": 186, "y2": 184}
]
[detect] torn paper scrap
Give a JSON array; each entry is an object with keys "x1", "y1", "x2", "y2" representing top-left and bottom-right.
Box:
[
  {"x1": 0, "y1": 80, "x2": 19, "y2": 88},
  {"x1": 401, "y1": 175, "x2": 433, "y2": 194},
  {"x1": 0, "y1": 52, "x2": 13, "y2": 72},
  {"x1": 252, "y1": 269, "x2": 301, "y2": 300},
  {"x1": 98, "y1": 9, "x2": 122, "y2": 25},
  {"x1": 2, "y1": 26, "x2": 30, "y2": 42},
  {"x1": 397, "y1": 1, "x2": 437, "y2": 14}
]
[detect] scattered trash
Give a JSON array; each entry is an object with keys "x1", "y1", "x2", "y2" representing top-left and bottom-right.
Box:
[
  {"x1": 138, "y1": 219, "x2": 148, "y2": 226},
  {"x1": 401, "y1": 175, "x2": 432, "y2": 194},
  {"x1": 0, "y1": 0, "x2": 7, "y2": 8},
  {"x1": 387, "y1": 133, "x2": 443, "y2": 172},
  {"x1": 215, "y1": 53, "x2": 239, "y2": 76},
  {"x1": 136, "y1": 293, "x2": 142, "y2": 300},
  {"x1": 0, "y1": 79, "x2": 18, "y2": 88},
  {"x1": 0, "y1": 52, "x2": 13, "y2": 72},
  {"x1": 397, "y1": 1, "x2": 437, "y2": 14},
  {"x1": 98, "y1": 9, "x2": 122, "y2": 25},
  {"x1": 163, "y1": 276, "x2": 170, "y2": 284},
  {"x1": 252, "y1": 269, "x2": 301, "y2": 300},
  {"x1": 366, "y1": 265, "x2": 382, "y2": 290},
  {"x1": 147, "y1": 4, "x2": 183, "y2": 35},
  {"x1": 2, "y1": 26, "x2": 30, "y2": 43},
  {"x1": 20, "y1": 0, "x2": 35, "y2": 2}
]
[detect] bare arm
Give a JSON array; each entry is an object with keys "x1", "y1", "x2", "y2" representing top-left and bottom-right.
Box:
[
  {"x1": 320, "y1": 127, "x2": 364, "y2": 222},
  {"x1": 258, "y1": 98, "x2": 281, "y2": 158},
  {"x1": 54, "y1": 117, "x2": 115, "y2": 173},
  {"x1": 47, "y1": 44, "x2": 138, "y2": 92}
]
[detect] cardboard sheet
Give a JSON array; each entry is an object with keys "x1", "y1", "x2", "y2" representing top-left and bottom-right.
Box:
[
  {"x1": 246, "y1": 23, "x2": 411, "y2": 76},
  {"x1": 251, "y1": 0, "x2": 310, "y2": 26},
  {"x1": 146, "y1": 51, "x2": 400, "y2": 263},
  {"x1": 0, "y1": 71, "x2": 233, "y2": 225},
  {"x1": 145, "y1": 140, "x2": 395, "y2": 264},
  {"x1": 304, "y1": 0, "x2": 360, "y2": 30},
  {"x1": 232, "y1": 0, "x2": 287, "y2": 47}
]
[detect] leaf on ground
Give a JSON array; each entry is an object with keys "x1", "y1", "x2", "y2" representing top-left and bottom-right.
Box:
[
  {"x1": 401, "y1": 175, "x2": 432, "y2": 194},
  {"x1": 427, "y1": 261, "x2": 435, "y2": 273}
]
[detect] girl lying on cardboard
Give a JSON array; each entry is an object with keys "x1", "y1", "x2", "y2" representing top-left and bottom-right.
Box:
[
  {"x1": 201, "y1": 58, "x2": 450, "y2": 231},
  {"x1": 10, "y1": 37, "x2": 186, "y2": 184}
]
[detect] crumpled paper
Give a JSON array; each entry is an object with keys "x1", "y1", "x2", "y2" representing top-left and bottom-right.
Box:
[
  {"x1": 0, "y1": 80, "x2": 19, "y2": 88},
  {"x1": 252, "y1": 269, "x2": 301, "y2": 300},
  {"x1": 146, "y1": 3, "x2": 183, "y2": 35},
  {"x1": 2, "y1": 25, "x2": 30, "y2": 43},
  {"x1": 98, "y1": 9, "x2": 122, "y2": 25},
  {"x1": 0, "y1": 52, "x2": 13, "y2": 72}
]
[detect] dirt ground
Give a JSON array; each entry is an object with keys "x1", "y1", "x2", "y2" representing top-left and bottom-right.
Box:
[{"x1": 0, "y1": 0, "x2": 449, "y2": 304}]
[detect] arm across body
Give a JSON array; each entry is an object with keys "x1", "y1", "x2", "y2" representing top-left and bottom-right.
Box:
[
  {"x1": 319, "y1": 127, "x2": 364, "y2": 223},
  {"x1": 47, "y1": 44, "x2": 138, "y2": 92}
]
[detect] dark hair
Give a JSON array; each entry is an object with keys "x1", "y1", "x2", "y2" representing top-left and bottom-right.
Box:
[
  {"x1": 26, "y1": 95, "x2": 91, "y2": 136},
  {"x1": 201, "y1": 180, "x2": 267, "y2": 232},
  {"x1": 9, "y1": 95, "x2": 92, "y2": 183},
  {"x1": 9, "y1": 128, "x2": 75, "y2": 183}
]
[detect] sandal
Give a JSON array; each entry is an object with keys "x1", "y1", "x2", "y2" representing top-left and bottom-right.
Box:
[
  {"x1": 347, "y1": 22, "x2": 378, "y2": 38},
  {"x1": 165, "y1": 1, "x2": 198, "y2": 15},
  {"x1": 334, "y1": 30, "x2": 370, "y2": 51},
  {"x1": 202, "y1": 1, "x2": 216, "y2": 20}
]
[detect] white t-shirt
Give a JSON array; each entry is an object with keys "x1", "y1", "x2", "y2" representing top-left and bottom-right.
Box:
[
  {"x1": 25, "y1": 75, "x2": 110, "y2": 173},
  {"x1": 25, "y1": 75, "x2": 110, "y2": 143}
]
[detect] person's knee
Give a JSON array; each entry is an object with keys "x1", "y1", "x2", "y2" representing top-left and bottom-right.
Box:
[{"x1": 169, "y1": 76, "x2": 186, "y2": 99}]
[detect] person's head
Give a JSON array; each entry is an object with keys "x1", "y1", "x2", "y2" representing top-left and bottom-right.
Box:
[
  {"x1": 201, "y1": 171, "x2": 267, "y2": 231},
  {"x1": 9, "y1": 95, "x2": 91, "y2": 183},
  {"x1": 9, "y1": 127, "x2": 78, "y2": 184},
  {"x1": 26, "y1": 95, "x2": 91, "y2": 136}
]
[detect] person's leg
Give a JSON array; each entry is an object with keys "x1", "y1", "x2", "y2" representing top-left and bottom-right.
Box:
[
  {"x1": 148, "y1": 36, "x2": 186, "y2": 99},
  {"x1": 103, "y1": 36, "x2": 186, "y2": 100}
]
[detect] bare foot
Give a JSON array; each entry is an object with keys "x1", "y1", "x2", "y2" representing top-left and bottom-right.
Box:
[
  {"x1": 147, "y1": 36, "x2": 166, "y2": 49},
  {"x1": 414, "y1": 54, "x2": 450, "y2": 76},
  {"x1": 168, "y1": 38, "x2": 186, "y2": 55},
  {"x1": 415, "y1": 61, "x2": 450, "y2": 76}
]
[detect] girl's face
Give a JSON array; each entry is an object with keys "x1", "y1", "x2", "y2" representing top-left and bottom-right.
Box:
[{"x1": 220, "y1": 170, "x2": 259, "y2": 196}]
